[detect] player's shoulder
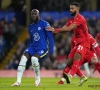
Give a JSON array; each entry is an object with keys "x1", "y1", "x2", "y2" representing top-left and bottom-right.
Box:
[
  {"x1": 67, "y1": 18, "x2": 73, "y2": 24},
  {"x1": 40, "y1": 19, "x2": 49, "y2": 24},
  {"x1": 40, "y1": 20, "x2": 50, "y2": 27},
  {"x1": 78, "y1": 14, "x2": 85, "y2": 20}
]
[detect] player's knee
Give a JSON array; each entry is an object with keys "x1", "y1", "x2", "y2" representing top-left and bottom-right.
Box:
[
  {"x1": 74, "y1": 53, "x2": 81, "y2": 60},
  {"x1": 31, "y1": 56, "x2": 39, "y2": 66},
  {"x1": 19, "y1": 55, "x2": 27, "y2": 66},
  {"x1": 67, "y1": 59, "x2": 73, "y2": 67},
  {"x1": 90, "y1": 56, "x2": 98, "y2": 65},
  {"x1": 24, "y1": 52, "x2": 30, "y2": 60}
]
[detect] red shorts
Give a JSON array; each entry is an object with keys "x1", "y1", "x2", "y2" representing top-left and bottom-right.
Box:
[
  {"x1": 79, "y1": 51, "x2": 96, "y2": 66},
  {"x1": 68, "y1": 43, "x2": 89, "y2": 59}
]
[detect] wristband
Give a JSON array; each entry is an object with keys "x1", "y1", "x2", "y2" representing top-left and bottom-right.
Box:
[{"x1": 55, "y1": 28, "x2": 60, "y2": 32}]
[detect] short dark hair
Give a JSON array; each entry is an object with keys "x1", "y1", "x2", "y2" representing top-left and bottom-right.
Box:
[{"x1": 70, "y1": 2, "x2": 80, "y2": 8}]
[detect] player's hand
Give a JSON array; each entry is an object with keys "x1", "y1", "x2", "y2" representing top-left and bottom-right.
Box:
[
  {"x1": 49, "y1": 54, "x2": 55, "y2": 63},
  {"x1": 46, "y1": 26, "x2": 55, "y2": 32}
]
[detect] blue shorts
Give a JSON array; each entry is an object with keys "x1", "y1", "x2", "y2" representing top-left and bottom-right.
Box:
[{"x1": 24, "y1": 47, "x2": 48, "y2": 60}]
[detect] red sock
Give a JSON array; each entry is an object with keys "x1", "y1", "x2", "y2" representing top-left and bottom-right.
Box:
[
  {"x1": 69, "y1": 60, "x2": 79, "y2": 76},
  {"x1": 76, "y1": 68, "x2": 84, "y2": 77},
  {"x1": 95, "y1": 62, "x2": 100, "y2": 73},
  {"x1": 63, "y1": 66, "x2": 70, "y2": 74}
]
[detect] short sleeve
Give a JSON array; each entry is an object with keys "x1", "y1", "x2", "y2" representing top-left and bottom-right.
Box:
[
  {"x1": 66, "y1": 20, "x2": 71, "y2": 26},
  {"x1": 44, "y1": 21, "x2": 50, "y2": 28}
]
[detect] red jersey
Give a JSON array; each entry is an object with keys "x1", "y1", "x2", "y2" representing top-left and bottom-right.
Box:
[
  {"x1": 66, "y1": 14, "x2": 89, "y2": 47},
  {"x1": 71, "y1": 35, "x2": 75, "y2": 49},
  {"x1": 71, "y1": 34, "x2": 100, "y2": 58},
  {"x1": 89, "y1": 34, "x2": 97, "y2": 52},
  {"x1": 71, "y1": 34, "x2": 97, "y2": 51}
]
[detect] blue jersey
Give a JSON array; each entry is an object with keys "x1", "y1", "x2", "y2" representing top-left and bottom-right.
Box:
[{"x1": 28, "y1": 20, "x2": 54, "y2": 54}]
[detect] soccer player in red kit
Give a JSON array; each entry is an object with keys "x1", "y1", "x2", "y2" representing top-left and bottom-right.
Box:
[
  {"x1": 95, "y1": 33, "x2": 100, "y2": 58},
  {"x1": 56, "y1": 34, "x2": 100, "y2": 86},
  {"x1": 89, "y1": 33, "x2": 100, "y2": 77},
  {"x1": 46, "y1": 2, "x2": 90, "y2": 83}
]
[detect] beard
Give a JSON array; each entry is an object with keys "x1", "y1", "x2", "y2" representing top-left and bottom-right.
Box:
[
  {"x1": 70, "y1": 11, "x2": 76, "y2": 16},
  {"x1": 32, "y1": 17, "x2": 39, "y2": 23}
]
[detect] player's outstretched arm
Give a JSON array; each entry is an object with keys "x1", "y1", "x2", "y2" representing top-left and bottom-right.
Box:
[{"x1": 46, "y1": 24, "x2": 77, "y2": 32}]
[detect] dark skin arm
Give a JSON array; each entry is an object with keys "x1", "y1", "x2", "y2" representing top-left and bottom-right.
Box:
[{"x1": 49, "y1": 54, "x2": 55, "y2": 63}]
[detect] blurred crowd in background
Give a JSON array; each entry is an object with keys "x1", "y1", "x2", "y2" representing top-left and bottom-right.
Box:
[
  {"x1": 0, "y1": 0, "x2": 99, "y2": 11},
  {"x1": 0, "y1": 0, "x2": 100, "y2": 70},
  {"x1": 0, "y1": 17, "x2": 18, "y2": 60}
]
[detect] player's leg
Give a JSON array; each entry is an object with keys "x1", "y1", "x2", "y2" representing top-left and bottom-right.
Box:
[
  {"x1": 90, "y1": 54, "x2": 100, "y2": 73},
  {"x1": 77, "y1": 51, "x2": 96, "y2": 86},
  {"x1": 17, "y1": 52, "x2": 30, "y2": 83},
  {"x1": 56, "y1": 58, "x2": 73, "y2": 84},
  {"x1": 66, "y1": 45, "x2": 87, "y2": 83},
  {"x1": 76, "y1": 68, "x2": 87, "y2": 86},
  {"x1": 77, "y1": 51, "x2": 98, "y2": 86},
  {"x1": 83, "y1": 63, "x2": 90, "y2": 77},
  {"x1": 11, "y1": 53, "x2": 30, "y2": 86},
  {"x1": 31, "y1": 54, "x2": 40, "y2": 86},
  {"x1": 61, "y1": 46, "x2": 80, "y2": 83},
  {"x1": 11, "y1": 47, "x2": 33, "y2": 86},
  {"x1": 31, "y1": 49, "x2": 48, "y2": 86},
  {"x1": 89, "y1": 68, "x2": 95, "y2": 77},
  {"x1": 57, "y1": 48, "x2": 76, "y2": 84}
]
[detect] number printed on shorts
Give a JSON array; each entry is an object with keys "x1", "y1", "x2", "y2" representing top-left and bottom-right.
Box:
[{"x1": 77, "y1": 45, "x2": 83, "y2": 50}]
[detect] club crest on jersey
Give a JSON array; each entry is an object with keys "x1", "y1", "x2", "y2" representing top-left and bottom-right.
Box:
[{"x1": 38, "y1": 27, "x2": 41, "y2": 30}]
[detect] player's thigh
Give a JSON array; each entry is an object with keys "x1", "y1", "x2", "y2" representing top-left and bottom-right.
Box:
[
  {"x1": 89, "y1": 53, "x2": 98, "y2": 65},
  {"x1": 84, "y1": 51, "x2": 97, "y2": 65},
  {"x1": 24, "y1": 47, "x2": 35, "y2": 57},
  {"x1": 66, "y1": 58, "x2": 73, "y2": 67},
  {"x1": 75, "y1": 44, "x2": 89, "y2": 59},
  {"x1": 79, "y1": 51, "x2": 95, "y2": 66},
  {"x1": 79, "y1": 57, "x2": 86, "y2": 66},
  {"x1": 35, "y1": 49, "x2": 48, "y2": 60},
  {"x1": 68, "y1": 46, "x2": 77, "y2": 59}
]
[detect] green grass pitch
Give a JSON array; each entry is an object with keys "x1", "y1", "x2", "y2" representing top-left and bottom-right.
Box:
[{"x1": 0, "y1": 78, "x2": 100, "y2": 90}]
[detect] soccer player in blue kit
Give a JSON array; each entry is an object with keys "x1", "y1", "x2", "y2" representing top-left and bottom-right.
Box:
[{"x1": 12, "y1": 9, "x2": 54, "y2": 86}]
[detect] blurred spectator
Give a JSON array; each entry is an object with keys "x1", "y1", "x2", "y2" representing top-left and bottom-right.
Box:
[
  {"x1": 41, "y1": 57, "x2": 53, "y2": 70},
  {"x1": 31, "y1": 0, "x2": 92, "y2": 11},
  {"x1": 0, "y1": 35, "x2": 6, "y2": 53},
  {"x1": 0, "y1": 0, "x2": 2, "y2": 10},
  {"x1": 45, "y1": 16, "x2": 53, "y2": 25},
  {"x1": 53, "y1": 48, "x2": 67, "y2": 69},
  {"x1": 96, "y1": 20, "x2": 100, "y2": 33},
  {"x1": 95, "y1": 33, "x2": 100, "y2": 46},
  {"x1": 0, "y1": 19, "x2": 5, "y2": 35},
  {"x1": 7, "y1": 0, "x2": 25, "y2": 12}
]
